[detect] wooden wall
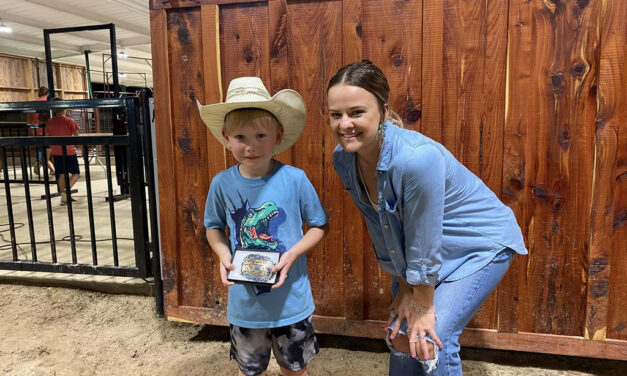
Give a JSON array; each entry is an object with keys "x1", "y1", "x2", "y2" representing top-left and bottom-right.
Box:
[
  {"x1": 149, "y1": 0, "x2": 626, "y2": 359},
  {"x1": 0, "y1": 54, "x2": 88, "y2": 102}
]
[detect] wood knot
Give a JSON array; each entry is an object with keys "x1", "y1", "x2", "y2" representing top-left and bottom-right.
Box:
[
  {"x1": 571, "y1": 63, "x2": 586, "y2": 77},
  {"x1": 243, "y1": 48, "x2": 254, "y2": 63},
  {"x1": 355, "y1": 22, "x2": 362, "y2": 38},
  {"x1": 590, "y1": 280, "x2": 609, "y2": 298},
  {"x1": 576, "y1": 0, "x2": 589, "y2": 8},
  {"x1": 558, "y1": 125, "x2": 570, "y2": 149},
  {"x1": 393, "y1": 57, "x2": 403, "y2": 67},
  {"x1": 177, "y1": 27, "x2": 190, "y2": 44},
  {"x1": 589, "y1": 257, "x2": 608, "y2": 275}
]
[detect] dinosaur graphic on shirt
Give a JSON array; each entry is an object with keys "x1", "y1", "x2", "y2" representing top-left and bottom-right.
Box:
[{"x1": 239, "y1": 201, "x2": 279, "y2": 250}]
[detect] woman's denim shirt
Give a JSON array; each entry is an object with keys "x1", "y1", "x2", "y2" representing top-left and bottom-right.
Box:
[{"x1": 333, "y1": 122, "x2": 527, "y2": 286}]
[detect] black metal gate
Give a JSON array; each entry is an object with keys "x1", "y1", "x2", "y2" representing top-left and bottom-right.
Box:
[{"x1": 0, "y1": 97, "x2": 163, "y2": 313}]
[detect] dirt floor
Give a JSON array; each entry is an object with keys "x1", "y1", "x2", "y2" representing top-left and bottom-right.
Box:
[{"x1": 1, "y1": 283, "x2": 626, "y2": 376}]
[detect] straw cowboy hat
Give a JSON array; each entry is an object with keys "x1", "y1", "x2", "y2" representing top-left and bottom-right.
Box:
[{"x1": 197, "y1": 77, "x2": 307, "y2": 155}]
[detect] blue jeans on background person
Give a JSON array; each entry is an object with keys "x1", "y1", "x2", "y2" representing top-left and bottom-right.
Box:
[{"x1": 388, "y1": 248, "x2": 515, "y2": 376}]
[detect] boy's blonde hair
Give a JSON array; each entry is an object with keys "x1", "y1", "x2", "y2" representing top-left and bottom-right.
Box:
[{"x1": 224, "y1": 108, "x2": 282, "y2": 132}]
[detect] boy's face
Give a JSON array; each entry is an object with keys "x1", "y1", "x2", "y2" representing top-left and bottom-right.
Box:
[{"x1": 222, "y1": 121, "x2": 283, "y2": 178}]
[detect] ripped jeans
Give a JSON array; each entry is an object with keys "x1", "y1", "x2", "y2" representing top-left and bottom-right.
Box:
[{"x1": 387, "y1": 248, "x2": 514, "y2": 375}]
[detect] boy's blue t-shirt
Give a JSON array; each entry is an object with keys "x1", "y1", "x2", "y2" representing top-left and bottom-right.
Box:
[{"x1": 204, "y1": 161, "x2": 328, "y2": 328}]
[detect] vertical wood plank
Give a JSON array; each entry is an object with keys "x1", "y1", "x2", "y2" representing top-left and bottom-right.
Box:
[
  {"x1": 288, "y1": 0, "x2": 344, "y2": 318},
  {"x1": 498, "y1": 0, "x2": 533, "y2": 334},
  {"x1": 362, "y1": 0, "x2": 422, "y2": 130},
  {"x1": 167, "y1": 7, "x2": 213, "y2": 308},
  {"x1": 219, "y1": 2, "x2": 271, "y2": 168},
  {"x1": 599, "y1": 0, "x2": 627, "y2": 342},
  {"x1": 342, "y1": 0, "x2": 362, "y2": 64},
  {"x1": 340, "y1": 0, "x2": 366, "y2": 320},
  {"x1": 421, "y1": 0, "x2": 444, "y2": 141},
  {"x1": 359, "y1": 0, "x2": 422, "y2": 320},
  {"x1": 268, "y1": 0, "x2": 292, "y2": 167},
  {"x1": 150, "y1": 8, "x2": 179, "y2": 317},
  {"x1": 200, "y1": 4, "x2": 225, "y2": 312},
  {"x1": 519, "y1": 0, "x2": 599, "y2": 336}
]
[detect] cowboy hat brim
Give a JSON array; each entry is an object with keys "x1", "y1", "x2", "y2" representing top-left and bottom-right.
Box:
[{"x1": 197, "y1": 89, "x2": 306, "y2": 156}]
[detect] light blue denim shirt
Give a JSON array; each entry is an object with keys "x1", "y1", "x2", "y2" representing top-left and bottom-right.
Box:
[{"x1": 333, "y1": 122, "x2": 527, "y2": 286}]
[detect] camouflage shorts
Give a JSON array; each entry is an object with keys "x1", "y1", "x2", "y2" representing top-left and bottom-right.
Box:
[{"x1": 229, "y1": 315, "x2": 319, "y2": 376}]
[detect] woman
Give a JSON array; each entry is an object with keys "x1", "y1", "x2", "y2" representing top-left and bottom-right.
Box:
[{"x1": 327, "y1": 60, "x2": 527, "y2": 375}]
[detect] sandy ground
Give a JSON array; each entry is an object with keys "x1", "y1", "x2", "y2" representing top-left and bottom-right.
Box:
[{"x1": 1, "y1": 283, "x2": 626, "y2": 376}]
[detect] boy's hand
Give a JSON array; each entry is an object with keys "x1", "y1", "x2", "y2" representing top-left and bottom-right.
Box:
[
  {"x1": 219, "y1": 255, "x2": 235, "y2": 286},
  {"x1": 271, "y1": 252, "x2": 296, "y2": 289}
]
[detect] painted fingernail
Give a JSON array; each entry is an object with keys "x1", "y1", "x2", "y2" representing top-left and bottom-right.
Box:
[
  {"x1": 390, "y1": 335, "x2": 395, "y2": 339},
  {"x1": 411, "y1": 354, "x2": 415, "y2": 359},
  {"x1": 424, "y1": 356, "x2": 429, "y2": 360}
]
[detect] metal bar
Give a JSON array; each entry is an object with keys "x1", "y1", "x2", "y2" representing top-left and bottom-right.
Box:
[
  {"x1": 141, "y1": 89, "x2": 164, "y2": 315},
  {"x1": 0, "y1": 99, "x2": 127, "y2": 112},
  {"x1": 43, "y1": 29, "x2": 54, "y2": 100},
  {"x1": 126, "y1": 98, "x2": 149, "y2": 275},
  {"x1": 104, "y1": 146, "x2": 119, "y2": 266},
  {"x1": 1, "y1": 147, "x2": 18, "y2": 260},
  {"x1": 19, "y1": 147, "x2": 37, "y2": 262},
  {"x1": 11, "y1": 146, "x2": 17, "y2": 181},
  {"x1": 82, "y1": 145, "x2": 98, "y2": 265},
  {"x1": 61, "y1": 147, "x2": 78, "y2": 264},
  {"x1": 109, "y1": 24, "x2": 120, "y2": 98},
  {"x1": 41, "y1": 147, "x2": 57, "y2": 263},
  {"x1": 0, "y1": 261, "x2": 142, "y2": 277},
  {"x1": 0, "y1": 136, "x2": 129, "y2": 147},
  {"x1": 44, "y1": 24, "x2": 120, "y2": 34},
  {"x1": 84, "y1": 51, "x2": 93, "y2": 99}
]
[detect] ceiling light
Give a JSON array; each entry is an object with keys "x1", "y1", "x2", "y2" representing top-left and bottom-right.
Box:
[
  {"x1": 117, "y1": 49, "x2": 128, "y2": 59},
  {"x1": 118, "y1": 72, "x2": 127, "y2": 78},
  {"x1": 0, "y1": 19, "x2": 11, "y2": 33}
]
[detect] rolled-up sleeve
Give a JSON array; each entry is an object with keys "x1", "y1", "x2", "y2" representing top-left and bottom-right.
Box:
[{"x1": 402, "y1": 144, "x2": 446, "y2": 286}]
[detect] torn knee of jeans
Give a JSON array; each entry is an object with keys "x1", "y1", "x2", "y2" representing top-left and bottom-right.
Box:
[{"x1": 385, "y1": 332, "x2": 412, "y2": 357}]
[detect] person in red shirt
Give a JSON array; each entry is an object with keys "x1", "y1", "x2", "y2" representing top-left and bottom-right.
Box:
[{"x1": 45, "y1": 97, "x2": 80, "y2": 205}]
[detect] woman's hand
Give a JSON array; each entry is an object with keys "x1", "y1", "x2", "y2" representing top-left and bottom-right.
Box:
[
  {"x1": 407, "y1": 307, "x2": 441, "y2": 360},
  {"x1": 271, "y1": 252, "x2": 296, "y2": 289},
  {"x1": 388, "y1": 284, "x2": 414, "y2": 339}
]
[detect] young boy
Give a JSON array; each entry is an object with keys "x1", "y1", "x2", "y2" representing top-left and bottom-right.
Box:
[
  {"x1": 198, "y1": 77, "x2": 329, "y2": 376},
  {"x1": 45, "y1": 97, "x2": 80, "y2": 205}
]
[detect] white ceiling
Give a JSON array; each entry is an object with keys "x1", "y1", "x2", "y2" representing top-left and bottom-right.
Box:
[{"x1": 0, "y1": 0, "x2": 152, "y2": 89}]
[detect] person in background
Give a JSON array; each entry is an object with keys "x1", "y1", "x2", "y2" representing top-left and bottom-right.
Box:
[{"x1": 46, "y1": 97, "x2": 80, "y2": 205}]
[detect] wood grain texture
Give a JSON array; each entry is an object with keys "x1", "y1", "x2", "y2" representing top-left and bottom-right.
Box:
[
  {"x1": 339, "y1": 0, "x2": 365, "y2": 321},
  {"x1": 268, "y1": 0, "x2": 292, "y2": 166},
  {"x1": 362, "y1": 0, "x2": 422, "y2": 130},
  {"x1": 287, "y1": 0, "x2": 344, "y2": 318},
  {"x1": 420, "y1": 0, "x2": 443, "y2": 141},
  {"x1": 150, "y1": 0, "x2": 265, "y2": 10},
  {"x1": 150, "y1": 0, "x2": 627, "y2": 357},
  {"x1": 219, "y1": 2, "x2": 271, "y2": 169},
  {"x1": 200, "y1": 4, "x2": 225, "y2": 313},
  {"x1": 600, "y1": 0, "x2": 627, "y2": 342},
  {"x1": 167, "y1": 8, "x2": 213, "y2": 308},
  {"x1": 498, "y1": 0, "x2": 533, "y2": 334},
  {"x1": 150, "y1": 9, "x2": 179, "y2": 316},
  {"x1": 519, "y1": 0, "x2": 599, "y2": 336}
]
